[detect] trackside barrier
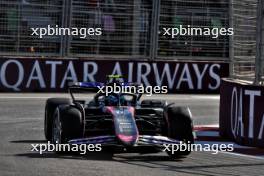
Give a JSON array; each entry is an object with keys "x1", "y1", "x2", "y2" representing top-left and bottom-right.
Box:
[
  {"x1": 219, "y1": 78, "x2": 264, "y2": 147},
  {"x1": 0, "y1": 58, "x2": 229, "y2": 93}
]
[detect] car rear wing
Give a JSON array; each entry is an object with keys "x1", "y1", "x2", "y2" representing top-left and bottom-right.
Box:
[{"x1": 68, "y1": 80, "x2": 143, "y2": 101}]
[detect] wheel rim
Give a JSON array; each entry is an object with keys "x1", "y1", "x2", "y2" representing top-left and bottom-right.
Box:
[{"x1": 52, "y1": 109, "x2": 62, "y2": 144}]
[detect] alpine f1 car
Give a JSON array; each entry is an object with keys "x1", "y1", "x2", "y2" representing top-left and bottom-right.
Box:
[{"x1": 44, "y1": 76, "x2": 194, "y2": 158}]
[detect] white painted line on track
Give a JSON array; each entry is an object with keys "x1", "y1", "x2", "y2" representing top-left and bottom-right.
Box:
[
  {"x1": 0, "y1": 96, "x2": 87, "y2": 99},
  {"x1": 195, "y1": 141, "x2": 264, "y2": 160},
  {"x1": 191, "y1": 96, "x2": 220, "y2": 100},
  {"x1": 145, "y1": 96, "x2": 219, "y2": 100},
  {"x1": 195, "y1": 131, "x2": 219, "y2": 137},
  {"x1": 0, "y1": 118, "x2": 42, "y2": 123},
  {"x1": 0, "y1": 97, "x2": 55, "y2": 99},
  {"x1": 194, "y1": 124, "x2": 219, "y2": 128},
  {"x1": 0, "y1": 95, "x2": 93, "y2": 99},
  {"x1": 0, "y1": 96, "x2": 220, "y2": 100},
  {"x1": 194, "y1": 125, "x2": 264, "y2": 160},
  {"x1": 220, "y1": 151, "x2": 264, "y2": 160}
]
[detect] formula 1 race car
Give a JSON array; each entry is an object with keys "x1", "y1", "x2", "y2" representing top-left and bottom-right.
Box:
[{"x1": 44, "y1": 75, "x2": 194, "y2": 158}]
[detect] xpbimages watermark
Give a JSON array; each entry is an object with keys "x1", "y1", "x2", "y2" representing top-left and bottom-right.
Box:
[
  {"x1": 31, "y1": 141, "x2": 102, "y2": 154},
  {"x1": 163, "y1": 142, "x2": 234, "y2": 155},
  {"x1": 97, "y1": 83, "x2": 168, "y2": 96},
  {"x1": 161, "y1": 25, "x2": 234, "y2": 39},
  {"x1": 31, "y1": 25, "x2": 102, "y2": 39}
]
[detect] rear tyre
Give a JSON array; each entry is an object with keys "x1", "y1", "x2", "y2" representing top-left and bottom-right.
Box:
[
  {"x1": 166, "y1": 106, "x2": 194, "y2": 158},
  {"x1": 52, "y1": 105, "x2": 84, "y2": 153},
  {"x1": 44, "y1": 98, "x2": 71, "y2": 141}
]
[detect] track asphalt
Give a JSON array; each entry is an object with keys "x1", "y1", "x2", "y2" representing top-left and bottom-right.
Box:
[{"x1": 0, "y1": 94, "x2": 263, "y2": 176}]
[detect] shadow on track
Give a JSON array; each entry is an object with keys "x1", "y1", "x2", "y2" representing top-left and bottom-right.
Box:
[
  {"x1": 14, "y1": 152, "x2": 182, "y2": 162},
  {"x1": 13, "y1": 149, "x2": 264, "y2": 176},
  {"x1": 11, "y1": 139, "x2": 184, "y2": 162},
  {"x1": 12, "y1": 140, "x2": 264, "y2": 176},
  {"x1": 15, "y1": 152, "x2": 114, "y2": 161}
]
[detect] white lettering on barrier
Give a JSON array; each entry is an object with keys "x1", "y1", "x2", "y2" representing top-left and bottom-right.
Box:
[
  {"x1": 176, "y1": 64, "x2": 194, "y2": 89},
  {"x1": 111, "y1": 62, "x2": 124, "y2": 82},
  {"x1": 26, "y1": 61, "x2": 46, "y2": 88},
  {"x1": 231, "y1": 86, "x2": 263, "y2": 140},
  {"x1": 83, "y1": 62, "x2": 97, "y2": 82},
  {"x1": 46, "y1": 61, "x2": 62, "y2": 88},
  {"x1": 258, "y1": 114, "x2": 264, "y2": 140},
  {"x1": 0, "y1": 60, "x2": 24, "y2": 91},
  {"x1": 238, "y1": 89, "x2": 244, "y2": 137},
  {"x1": 137, "y1": 63, "x2": 151, "y2": 86},
  {"x1": 60, "y1": 61, "x2": 78, "y2": 88},
  {"x1": 231, "y1": 87, "x2": 238, "y2": 137},
  {"x1": 0, "y1": 59, "x2": 222, "y2": 91},
  {"x1": 231, "y1": 87, "x2": 244, "y2": 137},
  {"x1": 128, "y1": 62, "x2": 133, "y2": 83},
  {"x1": 153, "y1": 63, "x2": 179, "y2": 88},
  {"x1": 193, "y1": 64, "x2": 209, "y2": 89},
  {"x1": 244, "y1": 90, "x2": 261, "y2": 138},
  {"x1": 209, "y1": 64, "x2": 221, "y2": 90}
]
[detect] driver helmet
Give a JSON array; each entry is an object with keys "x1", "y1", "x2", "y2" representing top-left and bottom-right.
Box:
[{"x1": 106, "y1": 94, "x2": 118, "y2": 106}]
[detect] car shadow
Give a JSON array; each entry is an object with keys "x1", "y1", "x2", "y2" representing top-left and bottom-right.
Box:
[
  {"x1": 11, "y1": 139, "x2": 183, "y2": 162},
  {"x1": 14, "y1": 151, "x2": 183, "y2": 162},
  {"x1": 15, "y1": 152, "x2": 115, "y2": 161}
]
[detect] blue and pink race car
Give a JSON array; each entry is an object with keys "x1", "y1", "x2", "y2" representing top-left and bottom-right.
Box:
[{"x1": 44, "y1": 75, "x2": 194, "y2": 158}]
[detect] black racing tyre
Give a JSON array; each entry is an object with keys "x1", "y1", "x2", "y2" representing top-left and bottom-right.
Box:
[
  {"x1": 166, "y1": 106, "x2": 194, "y2": 158},
  {"x1": 52, "y1": 105, "x2": 84, "y2": 153},
  {"x1": 44, "y1": 98, "x2": 71, "y2": 141}
]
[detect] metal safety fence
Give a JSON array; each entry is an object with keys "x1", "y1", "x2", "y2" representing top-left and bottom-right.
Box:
[
  {"x1": 0, "y1": 0, "x2": 64, "y2": 56},
  {"x1": 0, "y1": 0, "x2": 231, "y2": 60},
  {"x1": 256, "y1": 0, "x2": 264, "y2": 84},
  {"x1": 68, "y1": 0, "x2": 152, "y2": 57},
  {"x1": 229, "y1": 0, "x2": 264, "y2": 84},
  {"x1": 158, "y1": 0, "x2": 229, "y2": 59}
]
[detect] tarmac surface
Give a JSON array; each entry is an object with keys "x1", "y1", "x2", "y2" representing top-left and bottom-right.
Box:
[{"x1": 0, "y1": 93, "x2": 263, "y2": 176}]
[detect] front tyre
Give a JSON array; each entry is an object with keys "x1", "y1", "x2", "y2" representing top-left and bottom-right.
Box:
[
  {"x1": 52, "y1": 105, "x2": 84, "y2": 153},
  {"x1": 166, "y1": 106, "x2": 194, "y2": 158},
  {"x1": 44, "y1": 98, "x2": 71, "y2": 141}
]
